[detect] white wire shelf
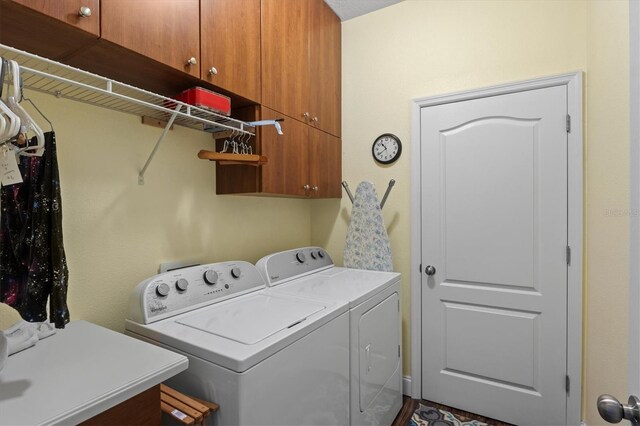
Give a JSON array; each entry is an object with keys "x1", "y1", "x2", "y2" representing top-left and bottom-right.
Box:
[
  {"x1": 0, "y1": 44, "x2": 260, "y2": 184},
  {"x1": 0, "y1": 44, "x2": 255, "y2": 136}
]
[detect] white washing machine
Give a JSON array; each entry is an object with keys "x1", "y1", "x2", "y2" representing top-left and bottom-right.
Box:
[
  {"x1": 256, "y1": 247, "x2": 402, "y2": 426},
  {"x1": 125, "y1": 261, "x2": 350, "y2": 426}
]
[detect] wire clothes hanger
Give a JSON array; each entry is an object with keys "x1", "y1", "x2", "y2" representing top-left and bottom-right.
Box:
[
  {"x1": 0, "y1": 58, "x2": 21, "y2": 146},
  {"x1": 20, "y1": 85, "x2": 53, "y2": 133},
  {"x1": 7, "y1": 60, "x2": 45, "y2": 156}
]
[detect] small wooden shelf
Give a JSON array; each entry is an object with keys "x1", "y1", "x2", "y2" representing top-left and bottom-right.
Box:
[{"x1": 198, "y1": 150, "x2": 268, "y2": 167}]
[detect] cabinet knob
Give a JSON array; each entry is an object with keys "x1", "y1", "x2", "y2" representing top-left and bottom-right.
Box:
[
  {"x1": 78, "y1": 6, "x2": 92, "y2": 17},
  {"x1": 312, "y1": 116, "x2": 318, "y2": 123},
  {"x1": 312, "y1": 186, "x2": 319, "y2": 192},
  {"x1": 208, "y1": 67, "x2": 218, "y2": 76},
  {"x1": 186, "y1": 57, "x2": 197, "y2": 66},
  {"x1": 302, "y1": 112, "x2": 310, "y2": 120},
  {"x1": 303, "y1": 184, "x2": 310, "y2": 191}
]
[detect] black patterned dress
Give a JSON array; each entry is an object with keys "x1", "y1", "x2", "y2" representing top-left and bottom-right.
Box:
[{"x1": 0, "y1": 132, "x2": 70, "y2": 328}]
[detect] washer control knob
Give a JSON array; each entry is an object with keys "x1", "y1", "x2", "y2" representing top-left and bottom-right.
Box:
[
  {"x1": 317, "y1": 250, "x2": 325, "y2": 259},
  {"x1": 310, "y1": 251, "x2": 318, "y2": 259},
  {"x1": 231, "y1": 267, "x2": 241, "y2": 279},
  {"x1": 203, "y1": 270, "x2": 218, "y2": 285},
  {"x1": 156, "y1": 283, "x2": 170, "y2": 297},
  {"x1": 175, "y1": 278, "x2": 189, "y2": 291},
  {"x1": 296, "y1": 252, "x2": 306, "y2": 263}
]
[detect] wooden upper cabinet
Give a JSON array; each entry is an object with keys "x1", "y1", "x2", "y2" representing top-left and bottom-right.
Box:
[
  {"x1": 9, "y1": 0, "x2": 100, "y2": 35},
  {"x1": 261, "y1": 0, "x2": 341, "y2": 137},
  {"x1": 201, "y1": 0, "x2": 261, "y2": 103},
  {"x1": 0, "y1": 0, "x2": 100, "y2": 60},
  {"x1": 100, "y1": 0, "x2": 200, "y2": 77},
  {"x1": 309, "y1": 127, "x2": 341, "y2": 198},
  {"x1": 260, "y1": 107, "x2": 309, "y2": 197},
  {"x1": 310, "y1": 0, "x2": 341, "y2": 137},
  {"x1": 261, "y1": 0, "x2": 311, "y2": 124}
]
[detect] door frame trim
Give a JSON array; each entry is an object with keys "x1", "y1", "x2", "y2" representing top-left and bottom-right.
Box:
[
  {"x1": 410, "y1": 72, "x2": 584, "y2": 425},
  {"x1": 629, "y1": 0, "x2": 640, "y2": 397}
]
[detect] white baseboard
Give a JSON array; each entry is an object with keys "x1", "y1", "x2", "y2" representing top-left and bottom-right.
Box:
[{"x1": 403, "y1": 375, "x2": 412, "y2": 396}]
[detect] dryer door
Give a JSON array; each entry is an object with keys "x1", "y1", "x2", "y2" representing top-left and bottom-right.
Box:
[{"x1": 359, "y1": 291, "x2": 401, "y2": 411}]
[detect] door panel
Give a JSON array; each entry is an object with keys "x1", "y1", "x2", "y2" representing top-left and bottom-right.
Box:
[
  {"x1": 101, "y1": 0, "x2": 200, "y2": 77},
  {"x1": 201, "y1": 0, "x2": 261, "y2": 102},
  {"x1": 10, "y1": 0, "x2": 100, "y2": 35},
  {"x1": 443, "y1": 118, "x2": 538, "y2": 288},
  {"x1": 421, "y1": 86, "x2": 568, "y2": 425},
  {"x1": 310, "y1": 0, "x2": 341, "y2": 137},
  {"x1": 0, "y1": 0, "x2": 100, "y2": 60},
  {"x1": 443, "y1": 302, "x2": 538, "y2": 390},
  {"x1": 260, "y1": 107, "x2": 309, "y2": 197},
  {"x1": 261, "y1": 0, "x2": 310, "y2": 122},
  {"x1": 358, "y1": 292, "x2": 400, "y2": 411},
  {"x1": 309, "y1": 129, "x2": 342, "y2": 198}
]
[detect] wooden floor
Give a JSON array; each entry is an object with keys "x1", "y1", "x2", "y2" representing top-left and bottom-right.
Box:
[{"x1": 392, "y1": 396, "x2": 515, "y2": 426}]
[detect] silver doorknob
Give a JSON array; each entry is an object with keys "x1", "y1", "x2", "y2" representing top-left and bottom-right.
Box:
[
  {"x1": 302, "y1": 112, "x2": 310, "y2": 120},
  {"x1": 312, "y1": 116, "x2": 318, "y2": 123},
  {"x1": 312, "y1": 186, "x2": 318, "y2": 192},
  {"x1": 303, "y1": 184, "x2": 310, "y2": 191},
  {"x1": 186, "y1": 57, "x2": 197, "y2": 66},
  {"x1": 597, "y1": 394, "x2": 640, "y2": 424},
  {"x1": 208, "y1": 67, "x2": 218, "y2": 75},
  {"x1": 78, "y1": 6, "x2": 92, "y2": 17},
  {"x1": 425, "y1": 265, "x2": 436, "y2": 276}
]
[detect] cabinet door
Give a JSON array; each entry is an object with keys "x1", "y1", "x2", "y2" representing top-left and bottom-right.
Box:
[
  {"x1": 309, "y1": 128, "x2": 342, "y2": 198},
  {"x1": 201, "y1": 0, "x2": 260, "y2": 102},
  {"x1": 9, "y1": 0, "x2": 100, "y2": 35},
  {"x1": 261, "y1": 0, "x2": 311, "y2": 124},
  {"x1": 310, "y1": 0, "x2": 341, "y2": 137},
  {"x1": 101, "y1": 0, "x2": 200, "y2": 77},
  {"x1": 261, "y1": 107, "x2": 309, "y2": 197},
  {"x1": 1, "y1": 0, "x2": 100, "y2": 60}
]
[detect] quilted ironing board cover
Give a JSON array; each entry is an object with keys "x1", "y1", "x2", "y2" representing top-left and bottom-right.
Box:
[{"x1": 343, "y1": 181, "x2": 393, "y2": 272}]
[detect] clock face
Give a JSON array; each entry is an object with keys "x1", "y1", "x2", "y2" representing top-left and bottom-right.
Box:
[{"x1": 372, "y1": 134, "x2": 402, "y2": 164}]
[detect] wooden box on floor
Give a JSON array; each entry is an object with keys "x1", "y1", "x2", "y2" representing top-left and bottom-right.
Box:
[{"x1": 160, "y1": 384, "x2": 219, "y2": 426}]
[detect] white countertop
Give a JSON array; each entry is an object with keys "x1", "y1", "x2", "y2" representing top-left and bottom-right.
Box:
[{"x1": 0, "y1": 320, "x2": 188, "y2": 426}]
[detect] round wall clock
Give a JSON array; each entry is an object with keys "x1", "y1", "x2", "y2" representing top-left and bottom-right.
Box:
[{"x1": 372, "y1": 133, "x2": 402, "y2": 165}]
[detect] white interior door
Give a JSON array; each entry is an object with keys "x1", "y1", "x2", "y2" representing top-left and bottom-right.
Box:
[{"x1": 420, "y1": 86, "x2": 569, "y2": 425}]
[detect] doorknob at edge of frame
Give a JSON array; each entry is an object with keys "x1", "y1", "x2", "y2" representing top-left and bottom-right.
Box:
[
  {"x1": 597, "y1": 394, "x2": 640, "y2": 425},
  {"x1": 424, "y1": 265, "x2": 436, "y2": 276}
]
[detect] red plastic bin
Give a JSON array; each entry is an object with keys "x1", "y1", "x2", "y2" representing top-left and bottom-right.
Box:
[{"x1": 172, "y1": 87, "x2": 231, "y2": 116}]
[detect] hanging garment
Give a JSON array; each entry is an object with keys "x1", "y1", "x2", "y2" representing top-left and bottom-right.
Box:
[
  {"x1": 0, "y1": 132, "x2": 70, "y2": 328},
  {"x1": 344, "y1": 181, "x2": 393, "y2": 272}
]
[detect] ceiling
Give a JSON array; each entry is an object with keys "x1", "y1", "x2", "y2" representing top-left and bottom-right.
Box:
[{"x1": 323, "y1": 0, "x2": 403, "y2": 21}]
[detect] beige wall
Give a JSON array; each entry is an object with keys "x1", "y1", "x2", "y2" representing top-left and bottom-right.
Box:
[
  {"x1": 585, "y1": 0, "x2": 630, "y2": 424},
  {"x1": 311, "y1": 0, "x2": 630, "y2": 424},
  {"x1": 0, "y1": 91, "x2": 312, "y2": 332}
]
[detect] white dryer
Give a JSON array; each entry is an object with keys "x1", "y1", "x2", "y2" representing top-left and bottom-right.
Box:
[
  {"x1": 125, "y1": 261, "x2": 350, "y2": 426},
  {"x1": 256, "y1": 247, "x2": 402, "y2": 426}
]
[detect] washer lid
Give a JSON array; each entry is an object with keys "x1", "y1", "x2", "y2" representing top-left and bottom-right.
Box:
[
  {"x1": 176, "y1": 293, "x2": 325, "y2": 344},
  {"x1": 272, "y1": 267, "x2": 401, "y2": 307}
]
